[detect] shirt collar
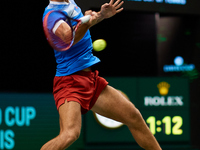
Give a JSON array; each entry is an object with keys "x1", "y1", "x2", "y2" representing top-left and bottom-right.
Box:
[{"x1": 50, "y1": 1, "x2": 69, "y2": 5}]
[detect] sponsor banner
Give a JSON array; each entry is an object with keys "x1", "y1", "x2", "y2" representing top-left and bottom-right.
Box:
[
  {"x1": 0, "y1": 93, "x2": 84, "y2": 150},
  {"x1": 138, "y1": 77, "x2": 189, "y2": 109}
]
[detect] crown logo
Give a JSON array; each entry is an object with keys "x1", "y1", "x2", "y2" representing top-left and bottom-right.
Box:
[{"x1": 157, "y1": 81, "x2": 170, "y2": 96}]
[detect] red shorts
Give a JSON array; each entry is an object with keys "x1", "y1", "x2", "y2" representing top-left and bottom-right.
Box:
[{"x1": 53, "y1": 70, "x2": 108, "y2": 114}]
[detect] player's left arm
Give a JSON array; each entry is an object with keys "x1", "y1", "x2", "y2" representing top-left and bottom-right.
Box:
[
  {"x1": 81, "y1": 0, "x2": 124, "y2": 28},
  {"x1": 93, "y1": 0, "x2": 124, "y2": 25},
  {"x1": 73, "y1": 0, "x2": 124, "y2": 44}
]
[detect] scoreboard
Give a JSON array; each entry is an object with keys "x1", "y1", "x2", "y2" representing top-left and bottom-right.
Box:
[
  {"x1": 85, "y1": 77, "x2": 190, "y2": 148},
  {"x1": 138, "y1": 78, "x2": 190, "y2": 142},
  {"x1": 0, "y1": 93, "x2": 59, "y2": 150}
]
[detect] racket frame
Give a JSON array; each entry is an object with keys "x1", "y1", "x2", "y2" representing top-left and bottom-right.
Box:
[{"x1": 43, "y1": 10, "x2": 83, "y2": 51}]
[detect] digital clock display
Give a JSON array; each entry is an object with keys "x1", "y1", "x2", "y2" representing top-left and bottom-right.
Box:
[
  {"x1": 142, "y1": 110, "x2": 190, "y2": 142},
  {"x1": 147, "y1": 116, "x2": 183, "y2": 135}
]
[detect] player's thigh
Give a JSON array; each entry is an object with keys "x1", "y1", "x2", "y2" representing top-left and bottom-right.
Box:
[
  {"x1": 91, "y1": 85, "x2": 139, "y2": 125},
  {"x1": 58, "y1": 100, "x2": 82, "y2": 135}
]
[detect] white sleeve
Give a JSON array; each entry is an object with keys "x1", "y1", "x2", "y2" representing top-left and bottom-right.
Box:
[{"x1": 52, "y1": 20, "x2": 65, "y2": 34}]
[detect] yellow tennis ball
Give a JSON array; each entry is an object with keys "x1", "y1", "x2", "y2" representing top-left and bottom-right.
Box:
[{"x1": 93, "y1": 39, "x2": 107, "y2": 51}]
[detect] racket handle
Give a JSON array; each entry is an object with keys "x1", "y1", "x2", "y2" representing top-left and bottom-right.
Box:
[{"x1": 80, "y1": 15, "x2": 91, "y2": 24}]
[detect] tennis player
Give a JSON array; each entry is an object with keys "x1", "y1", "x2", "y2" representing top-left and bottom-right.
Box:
[{"x1": 41, "y1": 0, "x2": 162, "y2": 150}]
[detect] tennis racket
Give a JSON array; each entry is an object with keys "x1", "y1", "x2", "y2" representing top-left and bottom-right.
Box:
[{"x1": 43, "y1": 10, "x2": 91, "y2": 51}]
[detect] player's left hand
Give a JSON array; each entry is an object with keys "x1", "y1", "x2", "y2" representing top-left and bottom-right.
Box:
[{"x1": 100, "y1": 0, "x2": 124, "y2": 19}]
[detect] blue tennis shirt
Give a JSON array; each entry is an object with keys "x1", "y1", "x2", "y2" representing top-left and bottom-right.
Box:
[{"x1": 43, "y1": 0, "x2": 100, "y2": 76}]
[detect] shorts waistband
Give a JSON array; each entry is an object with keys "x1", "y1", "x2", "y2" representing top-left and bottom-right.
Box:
[{"x1": 73, "y1": 70, "x2": 99, "y2": 77}]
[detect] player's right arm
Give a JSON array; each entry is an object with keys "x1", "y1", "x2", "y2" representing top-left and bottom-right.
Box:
[{"x1": 53, "y1": 20, "x2": 72, "y2": 44}]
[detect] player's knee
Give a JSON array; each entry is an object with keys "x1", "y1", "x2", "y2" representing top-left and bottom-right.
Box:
[
  {"x1": 67, "y1": 129, "x2": 80, "y2": 143},
  {"x1": 125, "y1": 107, "x2": 143, "y2": 127},
  {"x1": 60, "y1": 129, "x2": 80, "y2": 146}
]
